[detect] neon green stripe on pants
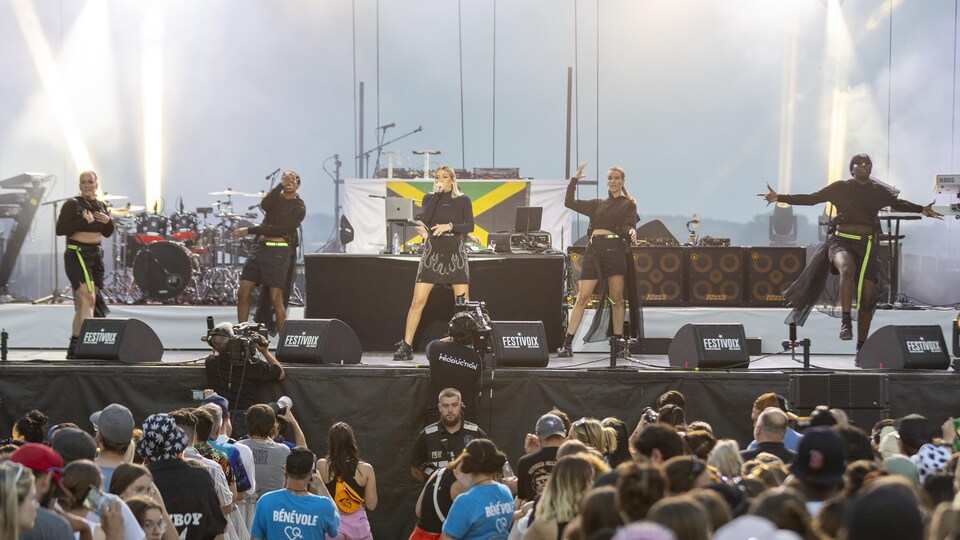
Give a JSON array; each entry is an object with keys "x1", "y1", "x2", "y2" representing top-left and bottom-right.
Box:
[
  {"x1": 67, "y1": 244, "x2": 93, "y2": 293},
  {"x1": 834, "y1": 232, "x2": 872, "y2": 309}
]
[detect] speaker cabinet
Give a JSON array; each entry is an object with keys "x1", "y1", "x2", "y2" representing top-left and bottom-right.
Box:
[
  {"x1": 490, "y1": 321, "x2": 549, "y2": 367},
  {"x1": 746, "y1": 247, "x2": 806, "y2": 307},
  {"x1": 858, "y1": 325, "x2": 950, "y2": 370},
  {"x1": 789, "y1": 373, "x2": 888, "y2": 409},
  {"x1": 687, "y1": 247, "x2": 744, "y2": 306},
  {"x1": 633, "y1": 247, "x2": 686, "y2": 306},
  {"x1": 277, "y1": 319, "x2": 363, "y2": 364},
  {"x1": 74, "y1": 318, "x2": 164, "y2": 363},
  {"x1": 667, "y1": 323, "x2": 749, "y2": 369}
]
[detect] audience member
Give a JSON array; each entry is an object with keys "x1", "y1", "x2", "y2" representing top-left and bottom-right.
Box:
[
  {"x1": 787, "y1": 427, "x2": 846, "y2": 516},
  {"x1": 13, "y1": 410, "x2": 49, "y2": 444},
  {"x1": 58, "y1": 459, "x2": 140, "y2": 540},
  {"x1": 90, "y1": 403, "x2": 136, "y2": 489},
  {"x1": 615, "y1": 462, "x2": 666, "y2": 523},
  {"x1": 9, "y1": 443, "x2": 74, "y2": 540},
  {"x1": 317, "y1": 422, "x2": 377, "y2": 540},
  {"x1": 573, "y1": 486, "x2": 622, "y2": 539},
  {"x1": 656, "y1": 405, "x2": 684, "y2": 429},
  {"x1": 655, "y1": 391, "x2": 685, "y2": 410},
  {"x1": 107, "y1": 462, "x2": 179, "y2": 538},
  {"x1": 238, "y1": 405, "x2": 291, "y2": 497},
  {"x1": 250, "y1": 447, "x2": 339, "y2": 540},
  {"x1": 201, "y1": 396, "x2": 256, "y2": 497},
  {"x1": 410, "y1": 461, "x2": 466, "y2": 539},
  {"x1": 662, "y1": 456, "x2": 711, "y2": 495},
  {"x1": 681, "y1": 430, "x2": 716, "y2": 458},
  {"x1": 833, "y1": 424, "x2": 874, "y2": 463},
  {"x1": 524, "y1": 455, "x2": 596, "y2": 539},
  {"x1": 687, "y1": 489, "x2": 731, "y2": 533},
  {"x1": 740, "y1": 408, "x2": 796, "y2": 464},
  {"x1": 50, "y1": 428, "x2": 97, "y2": 465},
  {"x1": 747, "y1": 488, "x2": 816, "y2": 540},
  {"x1": 746, "y1": 393, "x2": 802, "y2": 452},
  {"x1": 706, "y1": 440, "x2": 742, "y2": 482},
  {"x1": 647, "y1": 495, "x2": 710, "y2": 540},
  {"x1": 441, "y1": 439, "x2": 514, "y2": 539},
  {"x1": 567, "y1": 418, "x2": 618, "y2": 464},
  {"x1": 124, "y1": 496, "x2": 167, "y2": 540},
  {"x1": 601, "y1": 417, "x2": 633, "y2": 468},
  {"x1": 516, "y1": 414, "x2": 564, "y2": 504},
  {"x1": 411, "y1": 388, "x2": 486, "y2": 483},
  {"x1": 841, "y1": 477, "x2": 923, "y2": 540},
  {"x1": 0, "y1": 461, "x2": 39, "y2": 538}
]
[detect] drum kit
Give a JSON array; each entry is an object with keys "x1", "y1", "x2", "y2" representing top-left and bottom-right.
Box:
[{"x1": 101, "y1": 188, "x2": 265, "y2": 304}]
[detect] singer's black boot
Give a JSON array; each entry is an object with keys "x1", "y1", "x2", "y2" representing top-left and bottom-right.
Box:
[
  {"x1": 557, "y1": 334, "x2": 575, "y2": 358},
  {"x1": 66, "y1": 335, "x2": 78, "y2": 360}
]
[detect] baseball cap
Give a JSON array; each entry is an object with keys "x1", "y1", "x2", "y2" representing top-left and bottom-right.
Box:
[
  {"x1": 789, "y1": 427, "x2": 846, "y2": 486},
  {"x1": 9, "y1": 443, "x2": 68, "y2": 495},
  {"x1": 201, "y1": 394, "x2": 230, "y2": 419},
  {"x1": 51, "y1": 428, "x2": 97, "y2": 465},
  {"x1": 89, "y1": 403, "x2": 135, "y2": 444},
  {"x1": 286, "y1": 447, "x2": 316, "y2": 477},
  {"x1": 895, "y1": 414, "x2": 937, "y2": 451},
  {"x1": 535, "y1": 413, "x2": 566, "y2": 439},
  {"x1": 714, "y1": 516, "x2": 802, "y2": 540},
  {"x1": 883, "y1": 455, "x2": 919, "y2": 483}
]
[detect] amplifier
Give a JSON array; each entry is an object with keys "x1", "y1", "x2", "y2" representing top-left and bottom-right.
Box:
[{"x1": 510, "y1": 232, "x2": 552, "y2": 252}]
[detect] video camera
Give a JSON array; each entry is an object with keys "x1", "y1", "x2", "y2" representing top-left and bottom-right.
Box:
[
  {"x1": 201, "y1": 317, "x2": 269, "y2": 365},
  {"x1": 453, "y1": 296, "x2": 493, "y2": 352}
]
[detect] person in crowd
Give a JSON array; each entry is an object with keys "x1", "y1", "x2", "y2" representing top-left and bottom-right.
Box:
[
  {"x1": 516, "y1": 414, "x2": 565, "y2": 506},
  {"x1": 9, "y1": 443, "x2": 76, "y2": 540},
  {"x1": 50, "y1": 428, "x2": 98, "y2": 466},
  {"x1": 411, "y1": 459, "x2": 467, "y2": 540},
  {"x1": 424, "y1": 312, "x2": 483, "y2": 420},
  {"x1": 896, "y1": 413, "x2": 954, "y2": 484},
  {"x1": 746, "y1": 393, "x2": 802, "y2": 452},
  {"x1": 785, "y1": 427, "x2": 846, "y2": 516},
  {"x1": 203, "y1": 324, "x2": 285, "y2": 437},
  {"x1": 656, "y1": 390, "x2": 685, "y2": 410},
  {"x1": 833, "y1": 424, "x2": 874, "y2": 462},
  {"x1": 739, "y1": 408, "x2": 796, "y2": 464},
  {"x1": 687, "y1": 489, "x2": 732, "y2": 533},
  {"x1": 90, "y1": 404, "x2": 136, "y2": 490},
  {"x1": 523, "y1": 455, "x2": 596, "y2": 539},
  {"x1": 411, "y1": 388, "x2": 487, "y2": 483},
  {"x1": 200, "y1": 395, "x2": 256, "y2": 499},
  {"x1": 107, "y1": 462, "x2": 179, "y2": 540},
  {"x1": 13, "y1": 410, "x2": 49, "y2": 444},
  {"x1": 394, "y1": 166, "x2": 476, "y2": 361},
  {"x1": 615, "y1": 462, "x2": 667, "y2": 523},
  {"x1": 840, "y1": 477, "x2": 924, "y2": 540},
  {"x1": 647, "y1": 495, "x2": 711, "y2": 540},
  {"x1": 707, "y1": 440, "x2": 742, "y2": 482},
  {"x1": 250, "y1": 447, "x2": 339, "y2": 540},
  {"x1": 238, "y1": 405, "x2": 291, "y2": 497},
  {"x1": 124, "y1": 496, "x2": 168, "y2": 540},
  {"x1": 656, "y1": 405, "x2": 684, "y2": 429},
  {"x1": 559, "y1": 162, "x2": 639, "y2": 358},
  {"x1": 57, "y1": 459, "x2": 140, "y2": 540},
  {"x1": 759, "y1": 153, "x2": 943, "y2": 351},
  {"x1": 1, "y1": 461, "x2": 39, "y2": 538},
  {"x1": 232, "y1": 170, "x2": 306, "y2": 333},
  {"x1": 566, "y1": 486, "x2": 622, "y2": 540},
  {"x1": 747, "y1": 488, "x2": 816, "y2": 540},
  {"x1": 601, "y1": 418, "x2": 632, "y2": 468},
  {"x1": 596, "y1": 424, "x2": 682, "y2": 487},
  {"x1": 56, "y1": 170, "x2": 115, "y2": 358},
  {"x1": 662, "y1": 456, "x2": 712, "y2": 495},
  {"x1": 440, "y1": 439, "x2": 513, "y2": 540},
  {"x1": 681, "y1": 430, "x2": 716, "y2": 459},
  {"x1": 138, "y1": 413, "x2": 226, "y2": 540},
  {"x1": 317, "y1": 422, "x2": 377, "y2": 540}
]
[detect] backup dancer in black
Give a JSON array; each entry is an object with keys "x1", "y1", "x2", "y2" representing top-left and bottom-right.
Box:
[
  {"x1": 394, "y1": 166, "x2": 475, "y2": 361},
  {"x1": 758, "y1": 154, "x2": 942, "y2": 351},
  {"x1": 56, "y1": 170, "x2": 115, "y2": 358},
  {"x1": 559, "y1": 162, "x2": 640, "y2": 357}
]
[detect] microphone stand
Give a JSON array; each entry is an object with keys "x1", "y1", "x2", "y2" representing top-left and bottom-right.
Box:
[
  {"x1": 33, "y1": 197, "x2": 76, "y2": 304},
  {"x1": 354, "y1": 126, "x2": 423, "y2": 178}
]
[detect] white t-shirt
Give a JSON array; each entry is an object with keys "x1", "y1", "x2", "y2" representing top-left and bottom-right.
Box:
[{"x1": 73, "y1": 493, "x2": 146, "y2": 540}]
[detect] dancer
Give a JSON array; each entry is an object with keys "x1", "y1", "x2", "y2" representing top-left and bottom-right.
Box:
[
  {"x1": 56, "y1": 170, "x2": 115, "y2": 359},
  {"x1": 232, "y1": 170, "x2": 305, "y2": 334},
  {"x1": 394, "y1": 166, "x2": 475, "y2": 361},
  {"x1": 558, "y1": 162, "x2": 639, "y2": 357},
  {"x1": 758, "y1": 153, "x2": 942, "y2": 350}
]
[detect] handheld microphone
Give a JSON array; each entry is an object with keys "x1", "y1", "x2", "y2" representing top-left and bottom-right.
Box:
[{"x1": 265, "y1": 168, "x2": 281, "y2": 180}]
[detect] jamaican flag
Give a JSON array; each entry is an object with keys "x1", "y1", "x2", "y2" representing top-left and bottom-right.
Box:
[{"x1": 386, "y1": 180, "x2": 530, "y2": 246}]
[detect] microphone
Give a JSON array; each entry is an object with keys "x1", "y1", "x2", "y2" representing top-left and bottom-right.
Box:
[
  {"x1": 378, "y1": 122, "x2": 395, "y2": 130},
  {"x1": 334, "y1": 153, "x2": 342, "y2": 167},
  {"x1": 248, "y1": 203, "x2": 261, "y2": 210},
  {"x1": 206, "y1": 316, "x2": 215, "y2": 333},
  {"x1": 265, "y1": 168, "x2": 281, "y2": 180}
]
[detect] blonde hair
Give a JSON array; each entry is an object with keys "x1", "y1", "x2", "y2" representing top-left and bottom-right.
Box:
[
  {"x1": 435, "y1": 166, "x2": 463, "y2": 198},
  {"x1": 570, "y1": 418, "x2": 618, "y2": 456},
  {"x1": 707, "y1": 439, "x2": 742, "y2": 481},
  {"x1": 608, "y1": 166, "x2": 636, "y2": 204},
  {"x1": 537, "y1": 455, "x2": 596, "y2": 523},
  {"x1": 0, "y1": 462, "x2": 34, "y2": 538}
]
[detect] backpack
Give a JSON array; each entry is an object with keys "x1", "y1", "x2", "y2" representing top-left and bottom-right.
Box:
[{"x1": 333, "y1": 476, "x2": 364, "y2": 514}]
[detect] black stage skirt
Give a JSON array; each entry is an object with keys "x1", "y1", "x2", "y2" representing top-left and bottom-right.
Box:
[
  {"x1": 580, "y1": 236, "x2": 643, "y2": 343},
  {"x1": 416, "y1": 234, "x2": 469, "y2": 284}
]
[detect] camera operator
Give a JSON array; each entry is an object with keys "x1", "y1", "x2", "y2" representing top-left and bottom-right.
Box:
[
  {"x1": 204, "y1": 322, "x2": 285, "y2": 437},
  {"x1": 424, "y1": 311, "x2": 483, "y2": 423}
]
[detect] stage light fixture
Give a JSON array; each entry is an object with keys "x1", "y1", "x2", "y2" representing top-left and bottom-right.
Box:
[{"x1": 769, "y1": 204, "x2": 798, "y2": 245}]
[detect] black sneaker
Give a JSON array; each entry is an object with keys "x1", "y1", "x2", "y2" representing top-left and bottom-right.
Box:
[
  {"x1": 839, "y1": 322, "x2": 853, "y2": 341},
  {"x1": 557, "y1": 345, "x2": 574, "y2": 358},
  {"x1": 393, "y1": 340, "x2": 413, "y2": 361},
  {"x1": 613, "y1": 337, "x2": 629, "y2": 358}
]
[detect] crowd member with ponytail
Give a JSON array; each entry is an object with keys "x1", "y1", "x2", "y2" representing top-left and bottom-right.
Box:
[
  {"x1": 0, "y1": 461, "x2": 38, "y2": 538},
  {"x1": 522, "y1": 455, "x2": 597, "y2": 540},
  {"x1": 317, "y1": 422, "x2": 378, "y2": 540},
  {"x1": 559, "y1": 162, "x2": 641, "y2": 358},
  {"x1": 12, "y1": 410, "x2": 49, "y2": 443},
  {"x1": 441, "y1": 439, "x2": 514, "y2": 540},
  {"x1": 566, "y1": 418, "x2": 619, "y2": 465}
]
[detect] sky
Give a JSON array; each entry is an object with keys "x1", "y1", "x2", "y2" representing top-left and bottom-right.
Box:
[{"x1": 0, "y1": 0, "x2": 957, "y2": 296}]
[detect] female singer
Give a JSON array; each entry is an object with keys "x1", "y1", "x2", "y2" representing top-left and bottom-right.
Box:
[
  {"x1": 56, "y1": 170, "x2": 114, "y2": 359},
  {"x1": 394, "y1": 166, "x2": 475, "y2": 361},
  {"x1": 559, "y1": 162, "x2": 638, "y2": 357}
]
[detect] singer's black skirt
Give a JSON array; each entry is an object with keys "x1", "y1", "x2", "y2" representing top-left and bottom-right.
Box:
[{"x1": 416, "y1": 234, "x2": 469, "y2": 284}]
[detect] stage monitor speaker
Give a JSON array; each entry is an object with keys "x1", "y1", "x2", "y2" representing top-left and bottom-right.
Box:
[
  {"x1": 74, "y1": 318, "x2": 163, "y2": 363},
  {"x1": 490, "y1": 321, "x2": 549, "y2": 367},
  {"x1": 277, "y1": 319, "x2": 363, "y2": 364},
  {"x1": 746, "y1": 247, "x2": 806, "y2": 307},
  {"x1": 667, "y1": 323, "x2": 749, "y2": 369},
  {"x1": 632, "y1": 247, "x2": 685, "y2": 306},
  {"x1": 687, "y1": 247, "x2": 744, "y2": 306},
  {"x1": 858, "y1": 325, "x2": 950, "y2": 370},
  {"x1": 789, "y1": 373, "x2": 888, "y2": 409}
]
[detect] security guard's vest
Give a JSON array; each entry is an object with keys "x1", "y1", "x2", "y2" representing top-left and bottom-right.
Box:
[{"x1": 421, "y1": 421, "x2": 482, "y2": 476}]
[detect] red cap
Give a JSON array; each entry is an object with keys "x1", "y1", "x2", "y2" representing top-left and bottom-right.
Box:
[{"x1": 9, "y1": 443, "x2": 67, "y2": 492}]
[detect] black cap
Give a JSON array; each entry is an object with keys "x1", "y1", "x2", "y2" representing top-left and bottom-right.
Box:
[{"x1": 286, "y1": 446, "x2": 315, "y2": 477}]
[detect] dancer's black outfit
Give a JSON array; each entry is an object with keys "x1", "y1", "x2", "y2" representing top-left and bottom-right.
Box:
[
  {"x1": 415, "y1": 190, "x2": 474, "y2": 284},
  {"x1": 560, "y1": 177, "x2": 641, "y2": 354},
  {"x1": 241, "y1": 183, "x2": 305, "y2": 333},
  {"x1": 779, "y1": 179, "x2": 925, "y2": 331}
]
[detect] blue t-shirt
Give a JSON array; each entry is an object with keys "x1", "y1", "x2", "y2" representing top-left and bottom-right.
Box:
[
  {"x1": 251, "y1": 489, "x2": 340, "y2": 540},
  {"x1": 442, "y1": 483, "x2": 514, "y2": 540}
]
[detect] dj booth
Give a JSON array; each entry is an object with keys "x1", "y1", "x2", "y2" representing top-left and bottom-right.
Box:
[{"x1": 304, "y1": 254, "x2": 565, "y2": 350}]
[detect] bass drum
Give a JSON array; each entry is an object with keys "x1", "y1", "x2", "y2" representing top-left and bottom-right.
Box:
[{"x1": 133, "y1": 241, "x2": 195, "y2": 300}]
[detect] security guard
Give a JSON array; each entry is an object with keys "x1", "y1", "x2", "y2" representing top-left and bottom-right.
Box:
[{"x1": 410, "y1": 388, "x2": 487, "y2": 482}]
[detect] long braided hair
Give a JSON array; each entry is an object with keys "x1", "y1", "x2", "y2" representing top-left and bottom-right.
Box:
[{"x1": 608, "y1": 166, "x2": 636, "y2": 204}]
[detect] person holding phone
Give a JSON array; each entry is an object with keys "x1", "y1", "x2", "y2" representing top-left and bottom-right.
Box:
[
  {"x1": 58, "y1": 459, "x2": 140, "y2": 540},
  {"x1": 394, "y1": 166, "x2": 475, "y2": 361},
  {"x1": 56, "y1": 170, "x2": 115, "y2": 359}
]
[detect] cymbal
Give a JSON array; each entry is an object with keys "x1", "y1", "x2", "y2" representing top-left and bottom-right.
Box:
[
  {"x1": 111, "y1": 205, "x2": 145, "y2": 215},
  {"x1": 102, "y1": 194, "x2": 129, "y2": 201},
  {"x1": 209, "y1": 188, "x2": 258, "y2": 197}
]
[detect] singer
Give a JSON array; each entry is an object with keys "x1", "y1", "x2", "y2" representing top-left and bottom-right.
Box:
[
  {"x1": 232, "y1": 170, "x2": 306, "y2": 333},
  {"x1": 759, "y1": 153, "x2": 943, "y2": 352},
  {"x1": 558, "y1": 162, "x2": 640, "y2": 358},
  {"x1": 393, "y1": 166, "x2": 475, "y2": 361},
  {"x1": 56, "y1": 170, "x2": 115, "y2": 359}
]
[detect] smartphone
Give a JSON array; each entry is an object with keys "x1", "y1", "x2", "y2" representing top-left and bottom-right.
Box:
[
  {"x1": 191, "y1": 389, "x2": 204, "y2": 401},
  {"x1": 83, "y1": 485, "x2": 109, "y2": 516}
]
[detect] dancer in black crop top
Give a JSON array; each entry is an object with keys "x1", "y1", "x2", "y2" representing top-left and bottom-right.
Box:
[
  {"x1": 559, "y1": 162, "x2": 640, "y2": 358},
  {"x1": 394, "y1": 166, "x2": 475, "y2": 361},
  {"x1": 55, "y1": 170, "x2": 115, "y2": 358},
  {"x1": 758, "y1": 154, "x2": 942, "y2": 352}
]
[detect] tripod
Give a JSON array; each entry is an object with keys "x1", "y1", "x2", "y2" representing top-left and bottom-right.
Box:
[{"x1": 33, "y1": 198, "x2": 74, "y2": 304}]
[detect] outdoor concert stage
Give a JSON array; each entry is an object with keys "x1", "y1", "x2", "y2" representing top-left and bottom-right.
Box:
[{"x1": 1, "y1": 303, "x2": 957, "y2": 536}]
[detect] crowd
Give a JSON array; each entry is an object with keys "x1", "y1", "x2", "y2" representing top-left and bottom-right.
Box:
[{"x1": 2, "y1": 387, "x2": 960, "y2": 540}]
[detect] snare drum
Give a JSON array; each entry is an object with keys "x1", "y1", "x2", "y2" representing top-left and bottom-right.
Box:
[
  {"x1": 135, "y1": 213, "x2": 169, "y2": 243},
  {"x1": 133, "y1": 241, "x2": 196, "y2": 300},
  {"x1": 169, "y1": 212, "x2": 199, "y2": 242}
]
